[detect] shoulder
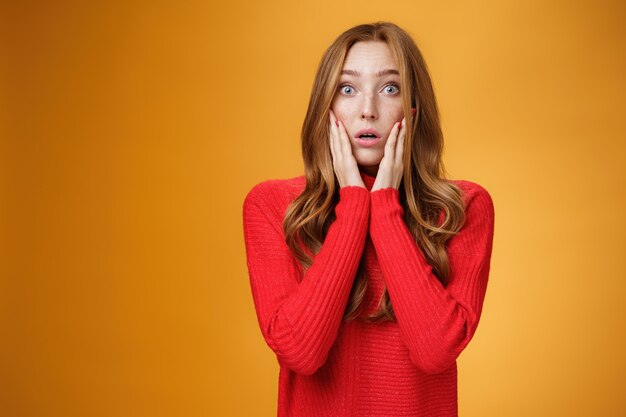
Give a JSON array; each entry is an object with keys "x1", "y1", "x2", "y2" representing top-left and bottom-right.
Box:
[
  {"x1": 450, "y1": 180, "x2": 494, "y2": 223},
  {"x1": 243, "y1": 175, "x2": 306, "y2": 217},
  {"x1": 446, "y1": 179, "x2": 495, "y2": 253},
  {"x1": 449, "y1": 179, "x2": 494, "y2": 214}
]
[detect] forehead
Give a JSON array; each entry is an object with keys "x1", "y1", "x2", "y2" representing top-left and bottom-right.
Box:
[{"x1": 342, "y1": 41, "x2": 398, "y2": 71}]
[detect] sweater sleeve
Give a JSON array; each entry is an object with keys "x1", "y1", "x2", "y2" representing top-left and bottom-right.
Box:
[
  {"x1": 242, "y1": 183, "x2": 370, "y2": 375},
  {"x1": 368, "y1": 183, "x2": 495, "y2": 374}
]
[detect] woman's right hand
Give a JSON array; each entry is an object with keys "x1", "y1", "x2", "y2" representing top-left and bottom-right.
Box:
[{"x1": 328, "y1": 109, "x2": 365, "y2": 189}]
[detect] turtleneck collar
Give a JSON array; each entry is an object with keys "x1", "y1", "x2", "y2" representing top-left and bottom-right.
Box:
[{"x1": 359, "y1": 167, "x2": 376, "y2": 191}]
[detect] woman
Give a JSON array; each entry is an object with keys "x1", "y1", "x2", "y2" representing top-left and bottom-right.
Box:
[{"x1": 243, "y1": 21, "x2": 495, "y2": 417}]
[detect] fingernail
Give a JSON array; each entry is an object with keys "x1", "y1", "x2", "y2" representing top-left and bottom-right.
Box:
[
  {"x1": 411, "y1": 108, "x2": 417, "y2": 115},
  {"x1": 398, "y1": 121, "x2": 403, "y2": 129},
  {"x1": 335, "y1": 120, "x2": 339, "y2": 127}
]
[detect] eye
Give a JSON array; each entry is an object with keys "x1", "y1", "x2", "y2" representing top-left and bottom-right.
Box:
[
  {"x1": 384, "y1": 84, "x2": 400, "y2": 94},
  {"x1": 339, "y1": 84, "x2": 355, "y2": 95}
]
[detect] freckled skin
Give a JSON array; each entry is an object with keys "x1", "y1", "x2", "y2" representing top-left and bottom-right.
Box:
[{"x1": 331, "y1": 41, "x2": 404, "y2": 177}]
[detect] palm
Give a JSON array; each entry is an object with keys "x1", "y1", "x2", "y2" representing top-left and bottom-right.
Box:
[{"x1": 372, "y1": 118, "x2": 405, "y2": 191}]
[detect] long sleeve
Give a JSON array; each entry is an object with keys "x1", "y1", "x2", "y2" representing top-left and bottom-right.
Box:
[
  {"x1": 368, "y1": 182, "x2": 495, "y2": 374},
  {"x1": 242, "y1": 183, "x2": 370, "y2": 375}
]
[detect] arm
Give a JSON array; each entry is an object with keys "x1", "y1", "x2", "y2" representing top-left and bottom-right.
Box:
[
  {"x1": 368, "y1": 182, "x2": 495, "y2": 374},
  {"x1": 242, "y1": 183, "x2": 370, "y2": 375}
]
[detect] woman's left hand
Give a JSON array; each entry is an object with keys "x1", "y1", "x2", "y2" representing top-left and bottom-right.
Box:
[{"x1": 371, "y1": 117, "x2": 406, "y2": 191}]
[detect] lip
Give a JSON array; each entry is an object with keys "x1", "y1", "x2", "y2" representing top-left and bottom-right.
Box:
[
  {"x1": 354, "y1": 128, "x2": 382, "y2": 138},
  {"x1": 355, "y1": 137, "x2": 382, "y2": 147},
  {"x1": 354, "y1": 128, "x2": 382, "y2": 147}
]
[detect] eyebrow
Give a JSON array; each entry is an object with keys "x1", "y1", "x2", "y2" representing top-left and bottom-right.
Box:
[{"x1": 341, "y1": 69, "x2": 400, "y2": 77}]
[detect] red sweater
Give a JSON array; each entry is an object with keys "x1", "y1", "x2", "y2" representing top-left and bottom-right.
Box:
[{"x1": 242, "y1": 170, "x2": 495, "y2": 417}]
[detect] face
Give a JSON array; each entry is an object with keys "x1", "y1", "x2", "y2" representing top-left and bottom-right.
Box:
[{"x1": 331, "y1": 41, "x2": 404, "y2": 175}]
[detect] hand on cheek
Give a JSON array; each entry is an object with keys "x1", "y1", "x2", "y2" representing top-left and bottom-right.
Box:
[
  {"x1": 371, "y1": 116, "x2": 406, "y2": 191},
  {"x1": 328, "y1": 109, "x2": 366, "y2": 189}
]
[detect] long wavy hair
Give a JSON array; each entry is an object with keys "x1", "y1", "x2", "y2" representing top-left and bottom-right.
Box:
[{"x1": 283, "y1": 22, "x2": 466, "y2": 322}]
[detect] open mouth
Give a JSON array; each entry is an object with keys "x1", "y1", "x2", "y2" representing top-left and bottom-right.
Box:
[
  {"x1": 354, "y1": 128, "x2": 382, "y2": 140},
  {"x1": 354, "y1": 129, "x2": 382, "y2": 147},
  {"x1": 358, "y1": 134, "x2": 378, "y2": 140}
]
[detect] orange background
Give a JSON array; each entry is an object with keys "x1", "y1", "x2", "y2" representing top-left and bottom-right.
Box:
[{"x1": 2, "y1": 1, "x2": 625, "y2": 416}]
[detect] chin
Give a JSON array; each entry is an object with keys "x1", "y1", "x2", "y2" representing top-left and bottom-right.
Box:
[
  {"x1": 356, "y1": 160, "x2": 382, "y2": 169},
  {"x1": 354, "y1": 152, "x2": 383, "y2": 167},
  {"x1": 352, "y1": 140, "x2": 384, "y2": 156}
]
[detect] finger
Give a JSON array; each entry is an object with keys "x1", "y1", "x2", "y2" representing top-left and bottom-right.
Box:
[
  {"x1": 328, "y1": 112, "x2": 339, "y2": 164},
  {"x1": 329, "y1": 110, "x2": 341, "y2": 157},
  {"x1": 396, "y1": 117, "x2": 406, "y2": 166},
  {"x1": 328, "y1": 109, "x2": 335, "y2": 124},
  {"x1": 385, "y1": 121, "x2": 401, "y2": 159},
  {"x1": 336, "y1": 120, "x2": 353, "y2": 156},
  {"x1": 329, "y1": 116, "x2": 336, "y2": 162},
  {"x1": 329, "y1": 109, "x2": 338, "y2": 128}
]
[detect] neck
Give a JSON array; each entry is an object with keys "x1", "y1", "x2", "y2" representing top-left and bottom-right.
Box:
[
  {"x1": 358, "y1": 165, "x2": 377, "y2": 191},
  {"x1": 359, "y1": 164, "x2": 378, "y2": 177}
]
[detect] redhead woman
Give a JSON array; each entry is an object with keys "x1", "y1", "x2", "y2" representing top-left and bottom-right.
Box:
[{"x1": 242, "y1": 21, "x2": 495, "y2": 417}]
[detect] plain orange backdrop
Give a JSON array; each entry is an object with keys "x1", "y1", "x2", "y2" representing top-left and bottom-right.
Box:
[{"x1": 2, "y1": 1, "x2": 625, "y2": 416}]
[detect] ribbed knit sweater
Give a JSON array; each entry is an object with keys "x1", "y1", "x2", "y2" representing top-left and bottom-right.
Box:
[{"x1": 242, "y1": 169, "x2": 495, "y2": 417}]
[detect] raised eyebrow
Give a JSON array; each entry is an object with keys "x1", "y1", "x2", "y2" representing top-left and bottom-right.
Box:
[{"x1": 340, "y1": 69, "x2": 400, "y2": 77}]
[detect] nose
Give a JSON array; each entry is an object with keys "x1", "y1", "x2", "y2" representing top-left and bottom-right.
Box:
[{"x1": 360, "y1": 95, "x2": 377, "y2": 120}]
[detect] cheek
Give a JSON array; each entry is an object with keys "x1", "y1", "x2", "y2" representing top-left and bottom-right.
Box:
[
  {"x1": 382, "y1": 104, "x2": 403, "y2": 121},
  {"x1": 328, "y1": 104, "x2": 344, "y2": 129},
  {"x1": 331, "y1": 103, "x2": 347, "y2": 121},
  {"x1": 331, "y1": 96, "x2": 358, "y2": 120},
  {"x1": 392, "y1": 106, "x2": 404, "y2": 121}
]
